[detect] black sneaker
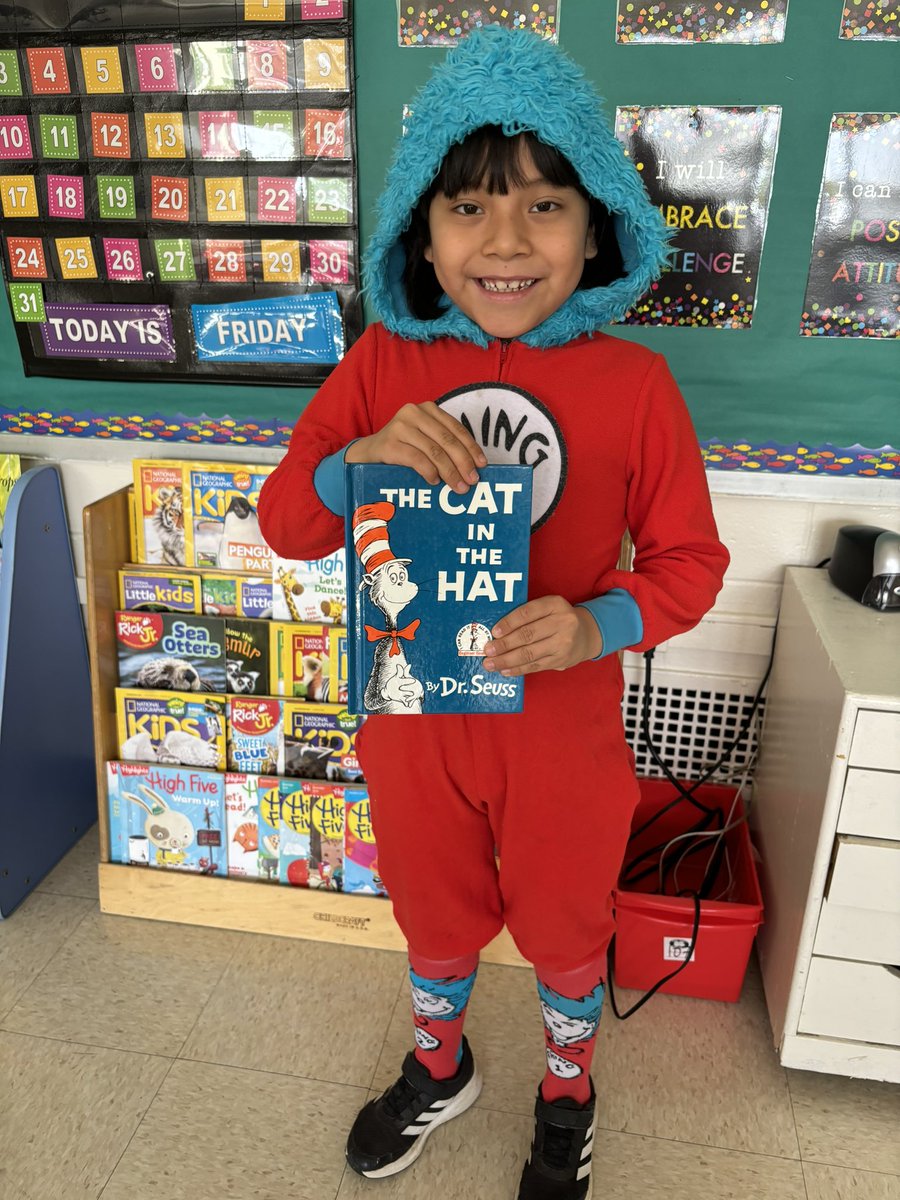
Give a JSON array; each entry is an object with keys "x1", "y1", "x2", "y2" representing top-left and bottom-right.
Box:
[
  {"x1": 517, "y1": 1081, "x2": 596, "y2": 1200},
  {"x1": 345, "y1": 1036, "x2": 482, "y2": 1179}
]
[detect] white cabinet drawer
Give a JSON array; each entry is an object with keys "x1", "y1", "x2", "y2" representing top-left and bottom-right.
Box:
[
  {"x1": 849, "y1": 711, "x2": 900, "y2": 771},
  {"x1": 798, "y1": 957, "x2": 900, "y2": 1046},
  {"x1": 838, "y1": 769, "x2": 900, "y2": 841},
  {"x1": 814, "y1": 897, "x2": 900, "y2": 965},
  {"x1": 827, "y1": 836, "x2": 900, "y2": 914}
]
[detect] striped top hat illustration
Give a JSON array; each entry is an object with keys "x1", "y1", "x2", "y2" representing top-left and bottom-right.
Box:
[{"x1": 351, "y1": 502, "x2": 412, "y2": 574}]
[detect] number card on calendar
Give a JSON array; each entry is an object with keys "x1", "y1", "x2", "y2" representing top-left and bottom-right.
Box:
[{"x1": 0, "y1": 0, "x2": 361, "y2": 394}]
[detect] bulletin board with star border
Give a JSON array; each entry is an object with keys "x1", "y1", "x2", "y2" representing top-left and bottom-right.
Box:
[
  {"x1": 0, "y1": 0, "x2": 361, "y2": 391},
  {"x1": 0, "y1": 0, "x2": 897, "y2": 479}
]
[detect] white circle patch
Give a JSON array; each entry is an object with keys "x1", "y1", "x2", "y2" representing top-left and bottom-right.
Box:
[{"x1": 436, "y1": 383, "x2": 567, "y2": 532}]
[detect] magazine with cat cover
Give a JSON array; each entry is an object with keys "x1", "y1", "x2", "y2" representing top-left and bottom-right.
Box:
[
  {"x1": 227, "y1": 697, "x2": 284, "y2": 775},
  {"x1": 116, "y1": 689, "x2": 227, "y2": 771},
  {"x1": 107, "y1": 761, "x2": 226, "y2": 876},
  {"x1": 224, "y1": 618, "x2": 272, "y2": 695},
  {"x1": 282, "y1": 701, "x2": 364, "y2": 782},
  {"x1": 343, "y1": 786, "x2": 386, "y2": 896},
  {"x1": 118, "y1": 567, "x2": 203, "y2": 614},
  {"x1": 272, "y1": 551, "x2": 348, "y2": 624},
  {"x1": 345, "y1": 464, "x2": 532, "y2": 715},
  {"x1": 278, "y1": 779, "x2": 311, "y2": 888},
  {"x1": 116, "y1": 611, "x2": 227, "y2": 693},
  {"x1": 132, "y1": 461, "x2": 192, "y2": 568},
  {"x1": 225, "y1": 772, "x2": 273, "y2": 880},
  {"x1": 189, "y1": 463, "x2": 276, "y2": 575}
]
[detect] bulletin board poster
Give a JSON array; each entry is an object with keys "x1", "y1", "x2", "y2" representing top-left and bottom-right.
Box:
[
  {"x1": 615, "y1": 1, "x2": 788, "y2": 44},
  {"x1": 800, "y1": 113, "x2": 900, "y2": 339},
  {"x1": 840, "y1": 1, "x2": 899, "y2": 39},
  {"x1": 398, "y1": 2, "x2": 560, "y2": 45},
  {"x1": 0, "y1": 0, "x2": 360, "y2": 389},
  {"x1": 615, "y1": 105, "x2": 781, "y2": 328}
]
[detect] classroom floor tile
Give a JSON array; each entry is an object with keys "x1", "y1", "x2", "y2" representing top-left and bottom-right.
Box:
[{"x1": 1, "y1": 827, "x2": 897, "y2": 1200}]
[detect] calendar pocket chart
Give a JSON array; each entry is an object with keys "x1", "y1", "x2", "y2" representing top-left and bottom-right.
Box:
[{"x1": 0, "y1": 0, "x2": 359, "y2": 388}]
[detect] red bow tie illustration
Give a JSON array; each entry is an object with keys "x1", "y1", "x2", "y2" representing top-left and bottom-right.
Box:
[{"x1": 365, "y1": 619, "x2": 421, "y2": 656}]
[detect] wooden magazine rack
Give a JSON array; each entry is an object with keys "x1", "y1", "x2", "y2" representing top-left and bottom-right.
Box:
[{"x1": 85, "y1": 486, "x2": 527, "y2": 966}]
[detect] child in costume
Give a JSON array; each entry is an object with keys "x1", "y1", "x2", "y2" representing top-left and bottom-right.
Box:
[{"x1": 259, "y1": 28, "x2": 729, "y2": 1200}]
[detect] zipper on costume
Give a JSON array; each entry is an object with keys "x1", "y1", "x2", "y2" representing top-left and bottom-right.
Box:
[{"x1": 497, "y1": 338, "x2": 511, "y2": 379}]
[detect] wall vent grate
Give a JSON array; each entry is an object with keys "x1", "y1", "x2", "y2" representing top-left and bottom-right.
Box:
[{"x1": 621, "y1": 677, "x2": 764, "y2": 785}]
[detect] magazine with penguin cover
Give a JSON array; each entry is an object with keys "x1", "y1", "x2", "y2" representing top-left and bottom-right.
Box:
[{"x1": 345, "y1": 463, "x2": 532, "y2": 715}]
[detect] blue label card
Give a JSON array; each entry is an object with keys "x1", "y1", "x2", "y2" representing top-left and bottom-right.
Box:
[{"x1": 191, "y1": 293, "x2": 344, "y2": 363}]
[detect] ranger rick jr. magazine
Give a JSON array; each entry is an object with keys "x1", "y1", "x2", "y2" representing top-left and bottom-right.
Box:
[{"x1": 345, "y1": 464, "x2": 532, "y2": 715}]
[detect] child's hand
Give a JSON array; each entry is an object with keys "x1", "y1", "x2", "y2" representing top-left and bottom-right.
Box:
[
  {"x1": 482, "y1": 597, "x2": 602, "y2": 676},
  {"x1": 345, "y1": 402, "x2": 487, "y2": 493}
]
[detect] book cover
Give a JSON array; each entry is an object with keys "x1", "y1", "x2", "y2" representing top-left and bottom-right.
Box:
[
  {"x1": 227, "y1": 696, "x2": 284, "y2": 775},
  {"x1": 118, "y1": 568, "x2": 202, "y2": 614},
  {"x1": 256, "y1": 774, "x2": 282, "y2": 883},
  {"x1": 283, "y1": 701, "x2": 364, "y2": 782},
  {"x1": 132, "y1": 460, "x2": 191, "y2": 568},
  {"x1": 345, "y1": 464, "x2": 532, "y2": 715},
  {"x1": 189, "y1": 463, "x2": 275, "y2": 574},
  {"x1": 107, "y1": 761, "x2": 226, "y2": 875},
  {"x1": 272, "y1": 551, "x2": 347, "y2": 624},
  {"x1": 116, "y1": 611, "x2": 227, "y2": 693},
  {"x1": 224, "y1": 772, "x2": 266, "y2": 879},
  {"x1": 116, "y1": 688, "x2": 227, "y2": 770},
  {"x1": 238, "y1": 576, "x2": 274, "y2": 620},
  {"x1": 275, "y1": 621, "x2": 332, "y2": 699},
  {"x1": 277, "y1": 778, "x2": 311, "y2": 887},
  {"x1": 343, "y1": 786, "x2": 386, "y2": 896},
  {"x1": 225, "y1": 618, "x2": 271, "y2": 695},
  {"x1": 329, "y1": 627, "x2": 349, "y2": 705},
  {"x1": 305, "y1": 781, "x2": 345, "y2": 891},
  {"x1": 201, "y1": 571, "x2": 240, "y2": 616}
]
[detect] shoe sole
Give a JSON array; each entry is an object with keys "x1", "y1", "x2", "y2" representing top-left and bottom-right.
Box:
[{"x1": 358, "y1": 1068, "x2": 484, "y2": 1180}]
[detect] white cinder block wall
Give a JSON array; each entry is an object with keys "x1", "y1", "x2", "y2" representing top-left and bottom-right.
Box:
[{"x1": 8, "y1": 435, "x2": 900, "y2": 706}]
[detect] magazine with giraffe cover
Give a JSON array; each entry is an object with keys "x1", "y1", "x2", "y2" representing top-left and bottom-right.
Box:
[{"x1": 344, "y1": 463, "x2": 532, "y2": 715}]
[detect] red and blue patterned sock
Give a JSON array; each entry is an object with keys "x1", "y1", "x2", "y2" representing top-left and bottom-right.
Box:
[
  {"x1": 535, "y1": 959, "x2": 605, "y2": 1104},
  {"x1": 408, "y1": 948, "x2": 480, "y2": 1081}
]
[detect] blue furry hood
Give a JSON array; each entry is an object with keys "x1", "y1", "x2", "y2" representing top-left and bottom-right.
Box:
[{"x1": 364, "y1": 27, "x2": 671, "y2": 349}]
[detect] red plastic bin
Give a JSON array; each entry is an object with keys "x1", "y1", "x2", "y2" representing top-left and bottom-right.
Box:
[{"x1": 611, "y1": 779, "x2": 764, "y2": 1003}]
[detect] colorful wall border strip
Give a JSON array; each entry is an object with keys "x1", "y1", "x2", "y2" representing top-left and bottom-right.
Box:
[{"x1": 1, "y1": 403, "x2": 898, "y2": 477}]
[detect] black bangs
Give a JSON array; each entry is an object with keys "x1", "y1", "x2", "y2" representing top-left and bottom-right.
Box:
[
  {"x1": 399, "y1": 125, "x2": 626, "y2": 321},
  {"x1": 434, "y1": 126, "x2": 584, "y2": 197}
]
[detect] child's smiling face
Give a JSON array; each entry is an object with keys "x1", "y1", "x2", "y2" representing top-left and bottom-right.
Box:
[{"x1": 424, "y1": 144, "x2": 597, "y2": 340}]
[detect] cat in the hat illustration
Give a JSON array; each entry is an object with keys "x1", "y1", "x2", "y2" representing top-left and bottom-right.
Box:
[{"x1": 352, "y1": 502, "x2": 425, "y2": 714}]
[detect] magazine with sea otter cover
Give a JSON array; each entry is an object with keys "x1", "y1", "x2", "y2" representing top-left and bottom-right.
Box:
[{"x1": 345, "y1": 464, "x2": 532, "y2": 715}]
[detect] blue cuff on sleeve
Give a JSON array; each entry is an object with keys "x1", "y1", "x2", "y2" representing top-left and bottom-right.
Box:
[
  {"x1": 313, "y1": 440, "x2": 360, "y2": 517},
  {"x1": 577, "y1": 589, "x2": 643, "y2": 659}
]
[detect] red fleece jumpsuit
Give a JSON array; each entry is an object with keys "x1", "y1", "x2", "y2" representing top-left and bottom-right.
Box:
[{"x1": 258, "y1": 323, "x2": 729, "y2": 974}]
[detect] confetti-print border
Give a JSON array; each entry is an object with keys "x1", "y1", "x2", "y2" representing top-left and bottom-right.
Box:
[{"x1": 1, "y1": 402, "x2": 897, "y2": 477}]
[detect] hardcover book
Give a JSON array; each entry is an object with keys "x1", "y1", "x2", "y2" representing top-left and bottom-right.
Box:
[
  {"x1": 345, "y1": 464, "x2": 533, "y2": 715},
  {"x1": 107, "y1": 761, "x2": 226, "y2": 876}
]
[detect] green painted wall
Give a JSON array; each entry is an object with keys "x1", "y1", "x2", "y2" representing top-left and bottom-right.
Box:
[{"x1": 0, "y1": 1, "x2": 896, "y2": 447}]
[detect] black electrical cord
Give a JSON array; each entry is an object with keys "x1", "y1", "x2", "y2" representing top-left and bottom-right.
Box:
[{"x1": 608, "y1": 632, "x2": 776, "y2": 1020}]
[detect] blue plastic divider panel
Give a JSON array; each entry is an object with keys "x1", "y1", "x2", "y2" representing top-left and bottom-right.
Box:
[{"x1": 0, "y1": 465, "x2": 97, "y2": 917}]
